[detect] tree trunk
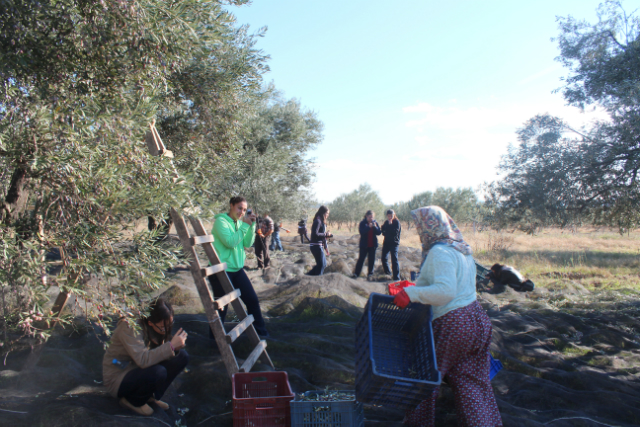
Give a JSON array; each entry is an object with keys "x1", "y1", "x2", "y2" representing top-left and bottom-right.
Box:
[{"x1": 0, "y1": 166, "x2": 30, "y2": 226}]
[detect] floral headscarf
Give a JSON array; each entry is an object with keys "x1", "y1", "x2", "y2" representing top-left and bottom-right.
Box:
[{"x1": 411, "y1": 206, "x2": 473, "y2": 264}]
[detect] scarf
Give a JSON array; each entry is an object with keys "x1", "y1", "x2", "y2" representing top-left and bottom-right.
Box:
[{"x1": 411, "y1": 206, "x2": 473, "y2": 265}]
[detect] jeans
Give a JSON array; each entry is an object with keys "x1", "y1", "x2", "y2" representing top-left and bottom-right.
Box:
[
  {"x1": 354, "y1": 247, "x2": 377, "y2": 277},
  {"x1": 208, "y1": 269, "x2": 268, "y2": 335},
  {"x1": 118, "y1": 350, "x2": 189, "y2": 407},
  {"x1": 308, "y1": 245, "x2": 326, "y2": 275},
  {"x1": 269, "y1": 232, "x2": 283, "y2": 251},
  {"x1": 381, "y1": 245, "x2": 400, "y2": 280}
]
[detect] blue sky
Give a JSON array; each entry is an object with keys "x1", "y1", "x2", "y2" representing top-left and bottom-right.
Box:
[{"x1": 229, "y1": 0, "x2": 609, "y2": 204}]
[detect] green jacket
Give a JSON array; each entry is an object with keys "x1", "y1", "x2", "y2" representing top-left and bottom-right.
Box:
[{"x1": 212, "y1": 213, "x2": 256, "y2": 273}]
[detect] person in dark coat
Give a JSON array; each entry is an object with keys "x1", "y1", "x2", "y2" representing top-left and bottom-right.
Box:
[
  {"x1": 380, "y1": 209, "x2": 402, "y2": 281},
  {"x1": 353, "y1": 210, "x2": 382, "y2": 280},
  {"x1": 487, "y1": 263, "x2": 534, "y2": 292},
  {"x1": 308, "y1": 206, "x2": 332, "y2": 276},
  {"x1": 297, "y1": 219, "x2": 310, "y2": 243}
]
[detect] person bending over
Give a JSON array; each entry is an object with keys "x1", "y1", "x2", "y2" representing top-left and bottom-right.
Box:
[
  {"x1": 353, "y1": 210, "x2": 381, "y2": 280},
  {"x1": 103, "y1": 298, "x2": 189, "y2": 416},
  {"x1": 208, "y1": 196, "x2": 269, "y2": 336},
  {"x1": 380, "y1": 209, "x2": 402, "y2": 281},
  {"x1": 394, "y1": 206, "x2": 502, "y2": 427},
  {"x1": 487, "y1": 263, "x2": 534, "y2": 292},
  {"x1": 308, "y1": 206, "x2": 332, "y2": 276}
]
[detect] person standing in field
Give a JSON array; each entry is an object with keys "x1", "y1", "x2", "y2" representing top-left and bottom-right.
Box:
[
  {"x1": 394, "y1": 206, "x2": 502, "y2": 427},
  {"x1": 208, "y1": 197, "x2": 269, "y2": 336},
  {"x1": 255, "y1": 213, "x2": 273, "y2": 269},
  {"x1": 269, "y1": 221, "x2": 289, "y2": 252},
  {"x1": 102, "y1": 298, "x2": 189, "y2": 416},
  {"x1": 308, "y1": 206, "x2": 332, "y2": 276},
  {"x1": 381, "y1": 209, "x2": 402, "y2": 281},
  {"x1": 298, "y1": 219, "x2": 310, "y2": 243},
  {"x1": 353, "y1": 210, "x2": 381, "y2": 280}
]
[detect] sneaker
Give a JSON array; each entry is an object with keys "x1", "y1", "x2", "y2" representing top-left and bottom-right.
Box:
[
  {"x1": 120, "y1": 398, "x2": 153, "y2": 416},
  {"x1": 257, "y1": 330, "x2": 270, "y2": 338},
  {"x1": 351, "y1": 274, "x2": 359, "y2": 279},
  {"x1": 148, "y1": 397, "x2": 169, "y2": 410},
  {"x1": 367, "y1": 275, "x2": 374, "y2": 282}
]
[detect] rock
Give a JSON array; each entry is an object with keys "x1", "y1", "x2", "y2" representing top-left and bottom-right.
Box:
[{"x1": 324, "y1": 259, "x2": 352, "y2": 276}]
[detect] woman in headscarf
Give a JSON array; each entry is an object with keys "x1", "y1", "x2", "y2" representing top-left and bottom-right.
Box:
[{"x1": 393, "y1": 206, "x2": 502, "y2": 427}]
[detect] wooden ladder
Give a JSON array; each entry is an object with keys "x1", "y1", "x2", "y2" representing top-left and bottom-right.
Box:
[{"x1": 169, "y1": 207, "x2": 274, "y2": 377}]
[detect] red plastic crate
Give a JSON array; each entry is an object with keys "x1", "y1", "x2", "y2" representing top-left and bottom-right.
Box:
[
  {"x1": 388, "y1": 280, "x2": 415, "y2": 296},
  {"x1": 232, "y1": 371, "x2": 295, "y2": 427}
]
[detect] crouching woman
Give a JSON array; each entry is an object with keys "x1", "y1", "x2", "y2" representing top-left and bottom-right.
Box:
[
  {"x1": 103, "y1": 298, "x2": 189, "y2": 416},
  {"x1": 394, "y1": 206, "x2": 501, "y2": 427}
]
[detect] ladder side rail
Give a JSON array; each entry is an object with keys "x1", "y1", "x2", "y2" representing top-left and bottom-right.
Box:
[
  {"x1": 170, "y1": 208, "x2": 240, "y2": 376},
  {"x1": 188, "y1": 216, "x2": 274, "y2": 369}
]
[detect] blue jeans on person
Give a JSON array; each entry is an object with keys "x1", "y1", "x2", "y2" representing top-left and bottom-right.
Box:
[
  {"x1": 269, "y1": 232, "x2": 283, "y2": 251},
  {"x1": 118, "y1": 350, "x2": 189, "y2": 407},
  {"x1": 308, "y1": 245, "x2": 326, "y2": 275},
  {"x1": 208, "y1": 269, "x2": 268, "y2": 336},
  {"x1": 354, "y1": 247, "x2": 377, "y2": 277},
  {"x1": 381, "y1": 244, "x2": 400, "y2": 280}
]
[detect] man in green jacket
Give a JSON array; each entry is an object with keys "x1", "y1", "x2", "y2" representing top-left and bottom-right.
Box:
[{"x1": 208, "y1": 196, "x2": 269, "y2": 336}]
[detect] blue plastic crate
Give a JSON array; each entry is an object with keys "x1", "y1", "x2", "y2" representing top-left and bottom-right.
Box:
[
  {"x1": 355, "y1": 293, "x2": 441, "y2": 411},
  {"x1": 476, "y1": 262, "x2": 491, "y2": 284},
  {"x1": 489, "y1": 355, "x2": 503, "y2": 380},
  {"x1": 291, "y1": 391, "x2": 363, "y2": 427}
]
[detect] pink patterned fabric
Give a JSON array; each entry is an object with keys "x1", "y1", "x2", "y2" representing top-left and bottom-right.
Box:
[
  {"x1": 404, "y1": 301, "x2": 502, "y2": 427},
  {"x1": 410, "y1": 206, "x2": 472, "y2": 264}
]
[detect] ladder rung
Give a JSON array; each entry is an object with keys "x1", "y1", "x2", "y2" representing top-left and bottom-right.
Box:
[
  {"x1": 214, "y1": 288, "x2": 241, "y2": 310},
  {"x1": 201, "y1": 263, "x2": 227, "y2": 277},
  {"x1": 226, "y1": 315, "x2": 254, "y2": 343},
  {"x1": 240, "y1": 340, "x2": 267, "y2": 373},
  {"x1": 191, "y1": 234, "x2": 214, "y2": 245}
]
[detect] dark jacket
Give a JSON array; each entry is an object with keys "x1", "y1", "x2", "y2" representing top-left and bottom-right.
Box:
[
  {"x1": 358, "y1": 219, "x2": 381, "y2": 249},
  {"x1": 310, "y1": 216, "x2": 329, "y2": 249},
  {"x1": 381, "y1": 219, "x2": 401, "y2": 247}
]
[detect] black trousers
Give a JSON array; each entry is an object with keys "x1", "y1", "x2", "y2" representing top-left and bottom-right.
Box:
[
  {"x1": 118, "y1": 350, "x2": 189, "y2": 407},
  {"x1": 381, "y1": 245, "x2": 400, "y2": 280},
  {"x1": 255, "y1": 236, "x2": 270, "y2": 268},
  {"x1": 354, "y1": 247, "x2": 377, "y2": 277},
  {"x1": 208, "y1": 268, "x2": 268, "y2": 336}
]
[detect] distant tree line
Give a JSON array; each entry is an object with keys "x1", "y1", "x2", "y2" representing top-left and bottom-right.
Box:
[{"x1": 327, "y1": 184, "x2": 480, "y2": 232}]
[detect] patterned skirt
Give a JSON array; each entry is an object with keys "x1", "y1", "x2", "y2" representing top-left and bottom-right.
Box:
[{"x1": 404, "y1": 301, "x2": 502, "y2": 427}]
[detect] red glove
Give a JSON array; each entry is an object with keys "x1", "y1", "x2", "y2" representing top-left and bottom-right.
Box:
[{"x1": 393, "y1": 289, "x2": 411, "y2": 309}]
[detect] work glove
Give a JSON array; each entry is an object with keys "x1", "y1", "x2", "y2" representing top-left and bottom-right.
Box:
[{"x1": 393, "y1": 289, "x2": 411, "y2": 309}]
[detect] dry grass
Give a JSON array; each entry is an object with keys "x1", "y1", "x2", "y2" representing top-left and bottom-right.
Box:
[{"x1": 321, "y1": 222, "x2": 640, "y2": 292}]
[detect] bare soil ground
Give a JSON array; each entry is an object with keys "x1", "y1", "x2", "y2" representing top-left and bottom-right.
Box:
[{"x1": 2, "y1": 232, "x2": 640, "y2": 426}]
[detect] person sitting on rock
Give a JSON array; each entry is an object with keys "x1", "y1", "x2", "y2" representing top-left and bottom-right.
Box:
[
  {"x1": 102, "y1": 297, "x2": 189, "y2": 416},
  {"x1": 393, "y1": 206, "x2": 502, "y2": 427},
  {"x1": 308, "y1": 205, "x2": 332, "y2": 276},
  {"x1": 487, "y1": 263, "x2": 535, "y2": 292},
  {"x1": 353, "y1": 210, "x2": 381, "y2": 281}
]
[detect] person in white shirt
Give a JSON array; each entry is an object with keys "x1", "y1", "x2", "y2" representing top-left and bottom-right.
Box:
[{"x1": 394, "y1": 206, "x2": 502, "y2": 427}]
